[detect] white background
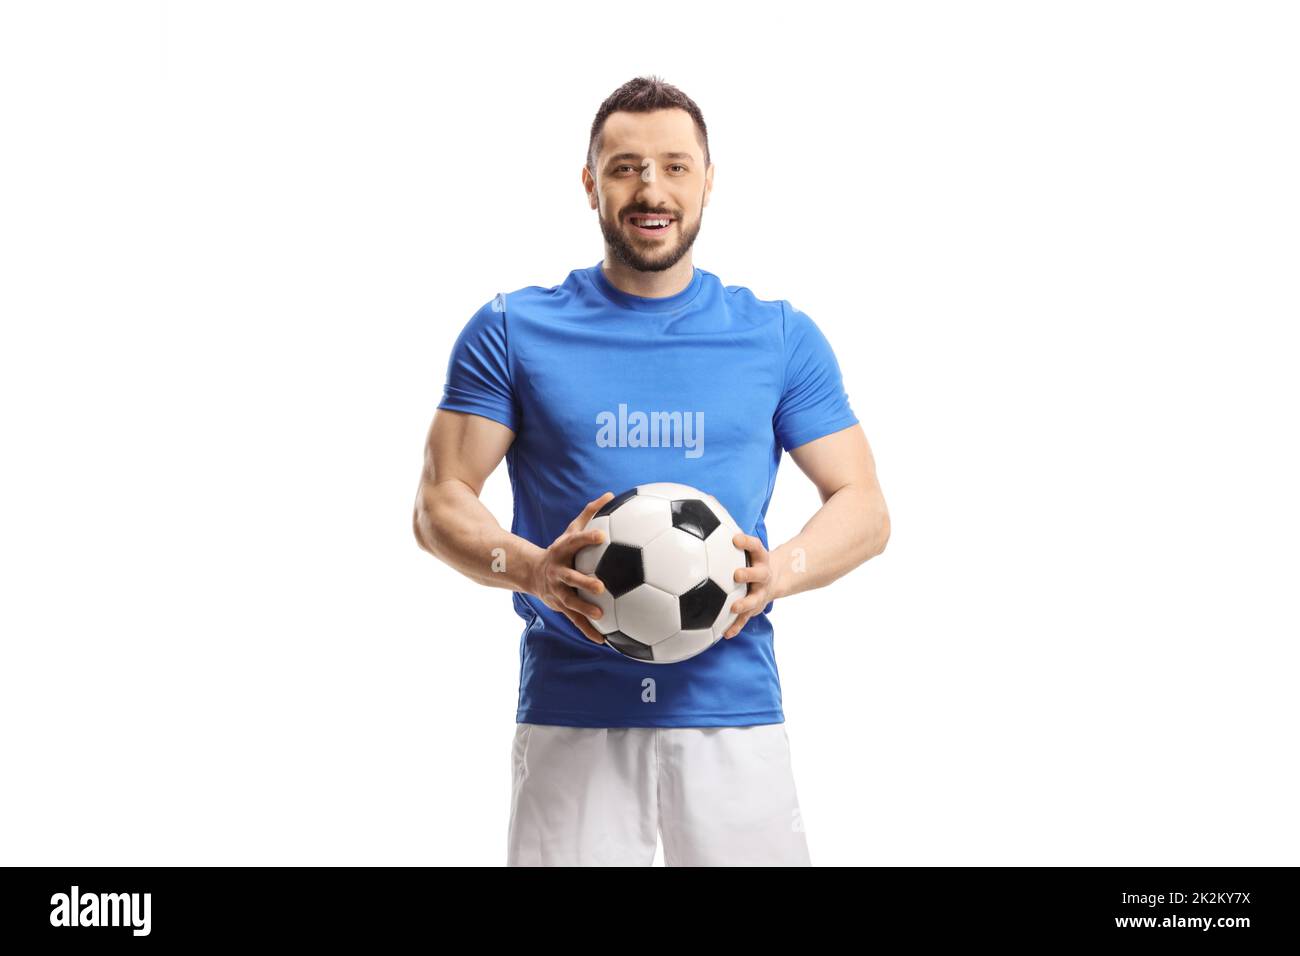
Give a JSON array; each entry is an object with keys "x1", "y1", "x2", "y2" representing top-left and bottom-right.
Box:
[{"x1": 2, "y1": 1, "x2": 1296, "y2": 866}]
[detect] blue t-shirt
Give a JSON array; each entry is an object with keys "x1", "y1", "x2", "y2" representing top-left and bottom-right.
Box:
[{"x1": 437, "y1": 261, "x2": 859, "y2": 727}]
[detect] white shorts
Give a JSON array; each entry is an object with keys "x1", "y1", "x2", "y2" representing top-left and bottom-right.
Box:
[{"x1": 506, "y1": 722, "x2": 811, "y2": 866}]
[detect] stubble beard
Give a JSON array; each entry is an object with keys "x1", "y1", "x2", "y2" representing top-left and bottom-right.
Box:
[{"x1": 599, "y1": 202, "x2": 704, "y2": 273}]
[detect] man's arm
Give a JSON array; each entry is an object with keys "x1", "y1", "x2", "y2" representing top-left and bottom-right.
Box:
[
  {"x1": 769, "y1": 423, "x2": 890, "y2": 600},
  {"x1": 413, "y1": 408, "x2": 611, "y2": 643},
  {"x1": 412, "y1": 408, "x2": 544, "y2": 593}
]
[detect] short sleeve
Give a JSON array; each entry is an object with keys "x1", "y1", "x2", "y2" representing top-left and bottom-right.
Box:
[
  {"x1": 437, "y1": 295, "x2": 519, "y2": 433},
  {"x1": 772, "y1": 301, "x2": 859, "y2": 452}
]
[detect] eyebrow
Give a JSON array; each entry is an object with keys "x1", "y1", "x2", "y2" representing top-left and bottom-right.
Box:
[{"x1": 605, "y1": 151, "x2": 695, "y2": 165}]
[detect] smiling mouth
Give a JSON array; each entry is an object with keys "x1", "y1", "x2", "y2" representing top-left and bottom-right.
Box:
[{"x1": 627, "y1": 214, "x2": 675, "y2": 237}]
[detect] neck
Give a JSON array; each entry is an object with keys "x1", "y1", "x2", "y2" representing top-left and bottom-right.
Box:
[{"x1": 600, "y1": 254, "x2": 695, "y2": 298}]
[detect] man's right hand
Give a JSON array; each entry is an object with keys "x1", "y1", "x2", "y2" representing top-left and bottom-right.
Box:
[{"x1": 528, "y1": 491, "x2": 614, "y2": 645}]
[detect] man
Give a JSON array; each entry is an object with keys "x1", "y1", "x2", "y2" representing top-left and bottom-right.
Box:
[{"x1": 413, "y1": 75, "x2": 890, "y2": 866}]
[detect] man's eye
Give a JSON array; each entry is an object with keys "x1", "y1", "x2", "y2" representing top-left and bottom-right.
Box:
[
  {"x1": 615, "y1": 165, "x2": 635, "y2": 173},
  {"x1": 670, "y1": 165, "x2": 687, "y2": 173}
]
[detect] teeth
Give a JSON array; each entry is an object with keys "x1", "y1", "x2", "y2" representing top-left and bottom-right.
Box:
[{"x1": 632, "y1": 217, "x2": 670, "y2": 227}]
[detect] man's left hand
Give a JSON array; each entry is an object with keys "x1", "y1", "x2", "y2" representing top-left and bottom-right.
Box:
[{"x1": 723, "y1": 532, "x2": 782, "y2": 639}]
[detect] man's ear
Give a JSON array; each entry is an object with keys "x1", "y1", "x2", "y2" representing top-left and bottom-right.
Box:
[{"x1": 581, "y1": 167, "x2": 599, "y2": 209}]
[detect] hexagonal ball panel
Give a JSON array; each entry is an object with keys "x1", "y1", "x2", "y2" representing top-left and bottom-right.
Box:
[
  {"x1": 641, "y1": 526, "x2": 709, "y2": 596},
  {"x1": 613, "y1": 583, "x2": 681, "y2": 646},
  {"x1": 608, "y1": 494, "x2": 673, "y2": 548}
]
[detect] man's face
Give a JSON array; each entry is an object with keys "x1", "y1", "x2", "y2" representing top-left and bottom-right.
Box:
[{"x1": 586, "y1": 108, "x2": 713, "y2": 273}]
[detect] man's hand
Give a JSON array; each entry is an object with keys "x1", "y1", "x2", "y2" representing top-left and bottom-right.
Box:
[
  {"x1": 528, "y1": 491, "x2": 614, "y2": 645},
  {"x1": 723, "y1": 532, "x2": 783, "y2": 639}
]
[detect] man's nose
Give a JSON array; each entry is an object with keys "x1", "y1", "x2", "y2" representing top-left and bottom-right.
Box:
[{"x1": 633, "y1": 179, "x2": 670, "y2": 210}]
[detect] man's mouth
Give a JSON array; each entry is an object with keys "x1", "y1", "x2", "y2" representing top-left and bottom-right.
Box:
[{"x1": 626, "y1": 214, "x2": 675, "y2": 237}]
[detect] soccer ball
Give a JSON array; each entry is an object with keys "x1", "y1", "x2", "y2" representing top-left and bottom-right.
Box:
[{"x1": 572, "y1": 482, "x2": 751, "y2": 663}]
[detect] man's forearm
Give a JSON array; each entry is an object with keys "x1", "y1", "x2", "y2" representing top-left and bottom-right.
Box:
[
  {"x1": 769, "y1": 482, "x2": 890, "y2": 600},
  {"x1": 414, "y1": 479, "x2": 543, "y2": 593}
]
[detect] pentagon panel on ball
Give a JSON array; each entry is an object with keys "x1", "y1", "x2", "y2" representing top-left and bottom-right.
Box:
[{"x1": 572, "y1": 483, "x2": 752, "y2": 663}]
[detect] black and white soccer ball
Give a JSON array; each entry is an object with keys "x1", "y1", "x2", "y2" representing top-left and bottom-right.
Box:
[{"x1": 572, "y1": 482, "x2": 751, "y2": 663}]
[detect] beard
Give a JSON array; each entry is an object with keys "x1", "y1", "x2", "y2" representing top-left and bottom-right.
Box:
[{"x1": 599, "y1": 202, "x2": 704, "y2": 273}]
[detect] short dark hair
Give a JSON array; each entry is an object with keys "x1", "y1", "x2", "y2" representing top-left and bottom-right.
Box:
[{"x1": 587, "y1": 75, "x2": 710, "y2": 173}]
